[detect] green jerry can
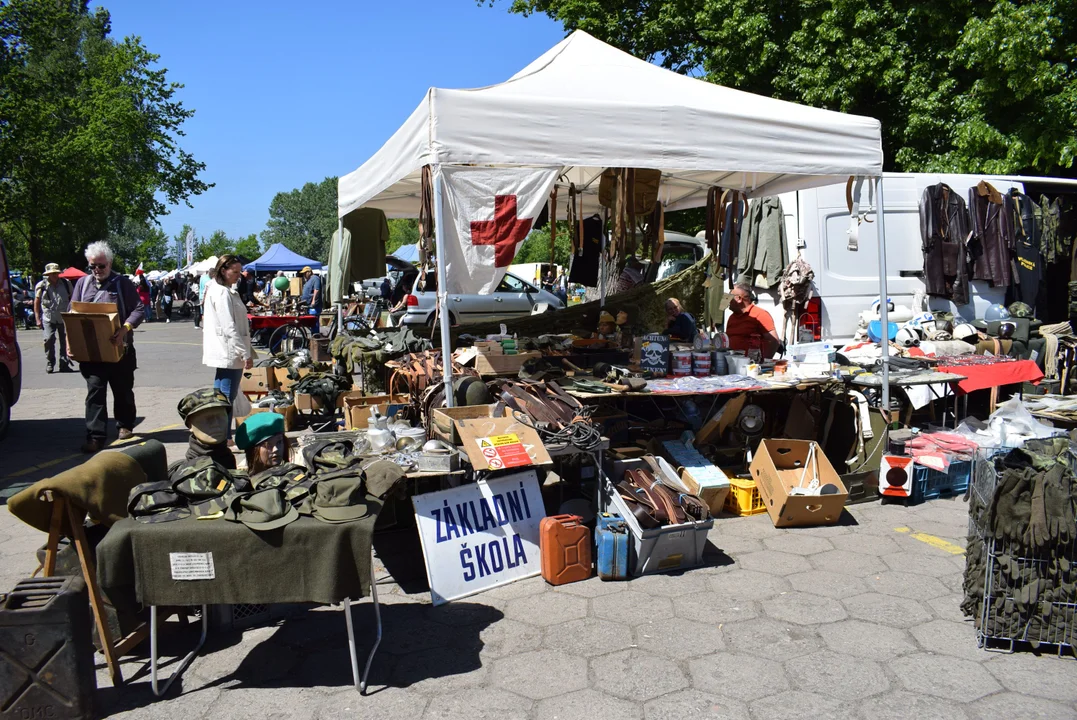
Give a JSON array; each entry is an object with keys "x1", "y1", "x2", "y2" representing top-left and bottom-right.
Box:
[{"x1": 0, "y1": 576, "x2": 96, "y2": 720}]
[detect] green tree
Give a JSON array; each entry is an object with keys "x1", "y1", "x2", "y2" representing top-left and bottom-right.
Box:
[
  {"x1": 108, "y1": 218, "x2": 171, "y2": 272},
  {"x1": 0, "y1": 0, "x2": 211, "y2": 273},
  {"x1": 197, "y1": 230, "x2": 233, "y2": 260},
  {"x1": 513, "y1": 221, "x2": 573, "y2": 266},
  {"x1": 387, "y1": 219, "x2": 419, "y2": 256},
  {"x1": 493, "y1": 0, "x2": 1077, "y2": 176},
  {"x1": 233, "y1": 233, "x2": 261, "y2": 259},
  {"x1": 261, "y1": 176, "x2": 337, "y2": 262}
]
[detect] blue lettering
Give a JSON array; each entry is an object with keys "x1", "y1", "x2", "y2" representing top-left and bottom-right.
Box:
[
  {"x1": 455, "y1": 503, "x2": 474, "y2": 536},
  {"x1": 507, "y1": 491, "x2": 523, "y2": 522},
  {"x1": 489, "y1": 539, "x2": 505, "y2": 572},
  {"x1": 493, "y1": 495, "x2": 509, "y2": 525},
  {"x1": 443, "y1": 502, "x2": 460, "y2": 540},
  {"x1": 470, "y1": 501, "x2": 481, "y2": 532},
  {"x1": 460, "y1": 545, "x2": 475, "y2": 582},
  {"x1": 512, "y1": 534, "x2": 528, "y2": 565},
  {"x1": 432, "y1": 508, "x2": 446, "y2": 543},
  {"x1": 479, "y1": 499, "x2": 497, "y2": 531},
  {"x1": 475, "y1": 543, "x2": 491, "y2": 577},
  {"x1": 505, "y1": 536, "x2": 519, "y2": 569},
  {"x1": 520, "y1": 481, "x2": 532, "y2": 518}
]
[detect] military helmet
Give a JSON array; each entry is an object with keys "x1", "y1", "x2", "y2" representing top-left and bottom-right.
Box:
[
  {"x1": 177, "y1": 388, "x2": 231, "y2": 425},
  {"x1": 953, "y1": 323, "x2": 979, "y2": 343},
  {"x1": 1007, "y1": 302, "x2": 1033, "y2": 319}
]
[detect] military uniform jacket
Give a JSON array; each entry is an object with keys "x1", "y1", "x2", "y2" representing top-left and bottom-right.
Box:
[
  {"x1": 920, "y1": 183, "x2": 970, "y2": 305},
  {"x1": 967, "y1": 181, "x2": 1013, "y2": 288}
]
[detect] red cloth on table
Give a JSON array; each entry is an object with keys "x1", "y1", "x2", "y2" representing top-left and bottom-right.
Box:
[{"x1": 937, "y1": 359, "x2": 1043, "y2": 393}]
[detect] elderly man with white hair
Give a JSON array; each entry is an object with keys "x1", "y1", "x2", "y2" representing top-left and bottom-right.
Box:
[{"x1": 67, "y1": 241, "x2": 145, "y2": 453}]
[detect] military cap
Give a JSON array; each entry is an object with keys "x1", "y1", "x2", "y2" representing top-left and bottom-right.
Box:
[
  {"x1": 250, "y1": 462, "x2": 307, "y2": 491},
  {"x1": 169, "y1": 457, "x2": 234, "y2": 518},
  {"x1": 177, "y1": 389, "x2": 231, "y2": 425},
  {"x1": 1008, "y1": 301, "x2": 1034, "y2": 319},
  {"x1": 236, "y1": 412, "x2": 285, "y2": 450},
  {"x1": 311, "y1": 471, "x2": 369, "y2": 523},
  {"x1": 227, "y1": 487, "x2": 298, "y2": 531},
  {"x1": 363, "y1": 459, "x2": 405, "y2": 500},
  {"x1": 128, "y1": 481, "x2": 190, "y2": 523},
  {"x1": 301, "y1": 439, "x2": 355, "y2": 472}
]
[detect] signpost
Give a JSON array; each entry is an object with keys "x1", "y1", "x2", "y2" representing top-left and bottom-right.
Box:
[{"x1": 412, "y1": 470, "x2": 545, "y2": 605}]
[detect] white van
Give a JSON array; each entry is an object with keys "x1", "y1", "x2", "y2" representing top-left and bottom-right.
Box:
[{"x1": 737, "y1": 173, "x2": 1076, "y2": 343}]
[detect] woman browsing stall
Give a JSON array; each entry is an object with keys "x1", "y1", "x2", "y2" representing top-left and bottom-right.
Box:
[{"x1": 202, "y1": 255, "x2": 257, "y2": 438}]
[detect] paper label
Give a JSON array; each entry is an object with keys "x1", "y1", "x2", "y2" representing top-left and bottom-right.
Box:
[
  {"x1": 476, "y1": 433, "x2": 530, "y2": 470},
  {"x1": 169, "y1": 552, "x2": 215, "y2": 581}
]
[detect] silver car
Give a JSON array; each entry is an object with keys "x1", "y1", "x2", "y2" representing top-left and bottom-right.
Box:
[{"x1": 401, "y1": 271, "x2": 564, "y2": 326}]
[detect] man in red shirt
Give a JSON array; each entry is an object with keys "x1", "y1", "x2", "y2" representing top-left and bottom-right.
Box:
[{"x1": 726, "y1": 284, "x2": 781, "y2": 357}]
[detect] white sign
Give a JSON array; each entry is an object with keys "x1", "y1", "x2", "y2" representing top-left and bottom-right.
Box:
[
  {"x1": 169, "y1": 552, "x2": 215, "y2": 581},
  {"x1": 412, "y1": 471, "x2": 545, "y2": 605}
]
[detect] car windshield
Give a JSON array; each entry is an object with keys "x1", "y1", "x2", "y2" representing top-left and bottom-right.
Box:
[{"x1": 655, "y1": 245, "x2": 700, "y2": 281}]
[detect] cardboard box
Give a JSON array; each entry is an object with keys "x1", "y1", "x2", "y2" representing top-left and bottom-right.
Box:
[
  {"x1": 430, "y1": 404, "x2": 506, "y2": 445},
  {"x1": 294, "y1": 392, "x2": 345, "y2": 412},
  {"x1": 235, "y1": 404, "x2": 298, "y2": 432},
  {"x1": 474, "y1": 351, "x2": 541, "y2": 376},
  {"x1": 62, "y1": 302, "x2": 124, "y2": 363},
  {"x1": 455, "y1": 416, "x2": 553, "y2": 470},
  {"x1": 240, "y1": 367, "x2": 277, "y2": 393},
  {"x1": 343, "y1": 392, "x2": 410, "y2": 430},
  {"x1": 273, "y1": 366, "x2": 310, "y2": 392},
  {"x1": 661, "y1": 440, "x2": 731, "y2": 515},
  {"x1": 289, "y1": 276, "x2": 303, "y2": 297},
  {"x1": 749, "y1": 439, "x2": 848, "y2": 527}
]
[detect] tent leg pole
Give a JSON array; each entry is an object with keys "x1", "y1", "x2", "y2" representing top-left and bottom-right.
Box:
[
  {"x1": 337, "y1": 217, "x2": 345, "y2": 330},
  {"x1": 875, "y1": 176, "x2": 891, "y2": 419},
  {"x1": 599, "y1": 229, "x2": 606, "y2": 308},
  {"x1": 433, "y1": 166, "x2": 454, "y2": 407}
]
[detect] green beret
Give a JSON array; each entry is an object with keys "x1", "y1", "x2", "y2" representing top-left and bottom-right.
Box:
[{"x1": 235, "y1": 412, "x2": 285, "y2": 450}]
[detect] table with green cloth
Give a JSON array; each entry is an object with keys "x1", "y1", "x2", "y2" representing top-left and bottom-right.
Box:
[{"x1": 96, "y1": 500, "x2": 383, "y2": 696}]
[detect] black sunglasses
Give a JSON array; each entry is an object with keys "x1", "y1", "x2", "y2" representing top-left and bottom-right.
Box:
[{"x1": 88, "y1": 262, "x2": 108, "y2": 270}]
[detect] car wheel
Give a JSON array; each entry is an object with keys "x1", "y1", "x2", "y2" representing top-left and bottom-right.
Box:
[
  {"x1": 427, "y1": 312, "x2": 456, "y2": 326},
  {"x1": 0, "y1": 382, "x2": 10, "y2": 441}
]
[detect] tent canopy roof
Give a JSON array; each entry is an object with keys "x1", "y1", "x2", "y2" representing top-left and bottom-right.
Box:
[
  {"x1": 339, "y1": 30, "x2": 883, "y2": 219},
  {"x1": 243, "y1": 243, "x2": 322, "y2": 272}
]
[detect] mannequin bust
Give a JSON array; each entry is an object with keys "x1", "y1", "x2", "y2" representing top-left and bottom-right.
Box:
[
  {"x1": 247, "y1": 433, "x2": 287, "y2": 476},
  {"x1": 189, "y1": 407, "x2": 229, "y2": 446}
]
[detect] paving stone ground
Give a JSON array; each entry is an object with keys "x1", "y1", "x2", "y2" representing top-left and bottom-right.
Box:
[{"x1": 3, "y1": 322, "x2": 1077, "y2": 719}]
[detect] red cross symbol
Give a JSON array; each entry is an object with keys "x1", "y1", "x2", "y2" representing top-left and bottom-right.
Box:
[{"x1": 470, "y1": 195, "x2": 533, "y2": 268}]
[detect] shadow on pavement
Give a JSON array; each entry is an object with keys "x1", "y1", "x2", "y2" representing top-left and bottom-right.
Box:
[{"x1": 93, "y1": 601, "x2": 501, "y2": 714}]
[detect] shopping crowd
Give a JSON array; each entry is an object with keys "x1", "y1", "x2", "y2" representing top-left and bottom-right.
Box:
[{"x1": 28, "y1": 242, "x2": 326, "y2": 454}]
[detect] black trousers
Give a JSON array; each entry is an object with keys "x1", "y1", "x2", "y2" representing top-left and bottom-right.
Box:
[{"x1": 81, "y1": 347, "x2": 137, "y2": 441}]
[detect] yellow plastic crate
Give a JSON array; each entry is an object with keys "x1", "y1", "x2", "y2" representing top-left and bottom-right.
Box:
[{"x1": 723, "y1": 476, "x2": 767, "y2": 516}]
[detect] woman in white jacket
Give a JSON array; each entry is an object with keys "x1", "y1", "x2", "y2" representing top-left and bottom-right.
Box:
[{"x1": 202, "y1": 255, "x2": 255, "y2": 438}]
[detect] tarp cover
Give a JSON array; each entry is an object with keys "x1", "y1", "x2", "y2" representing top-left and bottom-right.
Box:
[
  {"x1": 244, "y1": 243, "x2": 323, "y2": 272},
  {"x1": 339, "y1": 30, "x2": 884, "y2": 220}
]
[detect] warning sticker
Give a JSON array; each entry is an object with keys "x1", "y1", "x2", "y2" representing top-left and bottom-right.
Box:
[
  {"x1": 475, "y1": 433, "x2": 531, "y2": 469},
  {"x1": 169, "y1": 552, "x2": 215, "y2": 581}
]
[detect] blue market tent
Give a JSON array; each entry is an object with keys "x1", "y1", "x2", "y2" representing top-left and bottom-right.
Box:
[
  {"x1": 244, "y1": 243, "x2": 323, "y2": 272},
  {"x1": 390, "y1": 243, "x2": 419, "y2": 263}
]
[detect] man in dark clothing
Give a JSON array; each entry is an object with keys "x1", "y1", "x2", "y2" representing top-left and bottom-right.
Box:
[
  {"x1": 380, "y1": 276, "x2": 392, "y2": 300},
  {"x1": 665, "y1": 298, "x2": 698, "y2": 341},
  {"x1": 237, "y1": 269, "x2": 257, "y2": 306},
  {"x1": 300, "y1": 265, "x2": 323, "y2": 315},
  {"x1": 68, "y1": 241, "x2": 145, "y2": 453}
]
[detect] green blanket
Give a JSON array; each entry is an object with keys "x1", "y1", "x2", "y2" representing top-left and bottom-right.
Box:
[{"x1": 96, "y1": 504, "x2": 379, "y2": 610}]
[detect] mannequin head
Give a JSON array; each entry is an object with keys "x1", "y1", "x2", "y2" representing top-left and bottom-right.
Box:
[
  {"x1": 246, "y1": 433, "x2": 287, "y2": 475},
  {"x1": 188, "y1": 407, "x2": 229, "y2": 445}
]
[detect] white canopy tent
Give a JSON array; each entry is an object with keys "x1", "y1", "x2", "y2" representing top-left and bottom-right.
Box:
[{"x1": 337, "y1": 30, "x2": 893, "y2": 406}]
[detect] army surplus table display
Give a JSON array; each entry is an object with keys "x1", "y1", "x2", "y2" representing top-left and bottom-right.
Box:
[{"x1": 96, "y1": 503, "x2": 382, "y2": 696}]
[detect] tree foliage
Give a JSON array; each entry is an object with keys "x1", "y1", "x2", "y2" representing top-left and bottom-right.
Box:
[
  {"x1": 494, "y1": 0, "x2": 1077, "y2": 176},
  {"x1": 107, "y1": 218, "x2": 171, "y2": 273},
  {"x1": 0, "y1": 0, "x2": 211, "y2": 273},
  {"x1": 261, "y1": 176, "x2": 338, "y2": 262}
]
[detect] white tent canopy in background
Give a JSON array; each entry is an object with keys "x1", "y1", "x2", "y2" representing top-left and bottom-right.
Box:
[{"x1": 338, "y1": 30, "x2": 883, "y2": 220}]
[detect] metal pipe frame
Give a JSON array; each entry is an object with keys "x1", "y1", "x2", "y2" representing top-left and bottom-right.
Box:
[
  {"x1": 432, "y1": 166, "x2": 455, "y2": 407},
  {"x1": 150, "y1": 604, "x2": 208, "y2": 697}
]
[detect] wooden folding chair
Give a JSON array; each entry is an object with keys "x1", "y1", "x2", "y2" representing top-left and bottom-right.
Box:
[{"x1": 39, "y1": 490, "x2": 148, "y2": 686}]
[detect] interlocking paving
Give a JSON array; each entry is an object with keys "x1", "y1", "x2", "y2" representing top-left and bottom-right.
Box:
[{"x1": 3, "y1": 326, "x2": 1077, "y2": 718}]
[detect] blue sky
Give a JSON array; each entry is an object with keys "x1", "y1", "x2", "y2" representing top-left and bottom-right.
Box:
[{"x1": 93, "y1": 1, "x2": 566, "y2": 242}]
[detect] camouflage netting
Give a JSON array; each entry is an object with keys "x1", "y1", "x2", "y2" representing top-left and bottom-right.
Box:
[{"x1": 417, "y1": 257, "x2": 708, "y2": 345}]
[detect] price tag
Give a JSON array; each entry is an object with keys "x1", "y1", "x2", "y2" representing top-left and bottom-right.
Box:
[{"x1": 169, "y1": 552, "x2": 215, "y2": 581}]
